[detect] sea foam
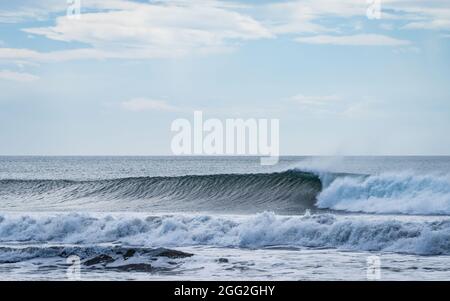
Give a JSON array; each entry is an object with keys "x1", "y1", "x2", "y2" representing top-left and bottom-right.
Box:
[{"x1": 0, "y1": 212, "x2": 449, "y2": 255}]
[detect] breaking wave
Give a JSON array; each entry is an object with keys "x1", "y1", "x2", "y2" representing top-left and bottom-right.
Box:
[
  {"x1": 0, "y1": 212, "x2": 449, "y2": 256},
  {"x1": 317, "y1": 172, "x2": 450, "y2": 215}
]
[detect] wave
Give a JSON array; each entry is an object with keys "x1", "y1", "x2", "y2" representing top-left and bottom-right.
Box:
[
  {"x1": 0, "y1": 212, "x2": 449, "y2": 256},
  {"x1": 317, "y1": 172, "x2": 450, "y2": 215},
  {"x1": 0, "y1": 171, "x2": 322, "y2": 213},
  {"x1": 1, "y1": 169, "x2": 450, "y2": 216}
]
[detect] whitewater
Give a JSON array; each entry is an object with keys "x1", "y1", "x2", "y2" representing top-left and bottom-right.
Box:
[{"x1": 0, "y1": 156, "x2": 449, "y2": 280}]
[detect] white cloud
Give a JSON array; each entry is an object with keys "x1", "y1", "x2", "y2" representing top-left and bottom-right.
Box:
[
  {"x1": 20, "y1": 1, "x2": 272, "y2": 60},
  {"x1": 403, "y1": 19, "x2": 450, "y2": 30},
  {"x1": 0, "y1": 0, "x2": 448, "y2": 66},
  {"x1": 390, "y1": 2, "x2": 450, "y2": 31},
  {"x1": 121, "y1": 98, "x2": 180, "y2": 112},
  {"x1": 0, "y1": 47, "x2": 170, "y2": 62},
  {"x1": 288, "y1": 94, "x2": 345, "y2": 115},
  {"x1": 287, "y1": 93, "x2": 385, "y2": 120},
  {"x1": 295, "y1": 34, "x2": 411, "y2": 46},
  {"x1": 290, "y1": 94, "x2": 341, "y2": 106},
  {"x1": 0, "y1": 0, "x2": 67, "y2": 23},
  {"x1": 259, "y1": 0, "x2": 367, "y2": 34},
  {"x1": 0, "y1": 70, "x2": 39, "y2": 82},
  {"x1": 0, "y1": 0, "x2": 270, "y2": 62},
  {"x1": 261, "y1": 0, "x2": 450, "y2": 35}
]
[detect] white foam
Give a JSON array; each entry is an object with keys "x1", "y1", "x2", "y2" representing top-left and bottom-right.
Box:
[
  {"x1": 317, "y1": 172, "x2": 450, "y2": 215},
  {"x1": 0, "y1": 212, "x2": 449, "y2": 255}
]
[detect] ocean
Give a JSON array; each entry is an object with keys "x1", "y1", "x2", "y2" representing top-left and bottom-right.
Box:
[{"x1": 0, "y1": 156, "x2": 449, "y2": 280}]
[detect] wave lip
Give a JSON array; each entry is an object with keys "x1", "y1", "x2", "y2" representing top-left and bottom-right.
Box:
[
  {"x1": 0, "y1": 212, "x2": 449, "y2": 256},
  {"x1": 317, "y1": 172, "x2": 450, "y2": 215}
]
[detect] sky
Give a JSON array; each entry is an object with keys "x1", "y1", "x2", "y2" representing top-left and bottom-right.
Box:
[{"x1": 0, "y1": 0, "x2": 449, "y2": 156}]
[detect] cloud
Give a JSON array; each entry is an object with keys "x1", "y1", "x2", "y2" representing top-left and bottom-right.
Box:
[
  {"x1": 295, "y1": 34, "x2": 411, "y2": 46},
  {"x1": 394, "y1": 3, "x2": 450, "y2": 31},
  {"x1": 262, "y1": 0, "x2": 450, "y2": 34},
  {"x1": 290, "y1": 94, "x2": 341, "y2": 106},
  {"x1": 403, "y1": 19, "x2": 450, "y2": 30},
  {"x1": 0, "y1": 70, "x2": 39, "y2": 82},
  {"x1": 20, "y1": 1, "x2": 272, "y2": 60},
  {"x1": 259, "y1": 0, "x2": 367, "y2": 34},
  {"x1": 0, "y1": 47, "x2": 172, "y2": 62},
  {"x1": 0, "y1": 0, "x2": 447, "y2": 66},
  {"x1": 287, "y1": 93, "x2": 384, "y2": 120},
  {"x1": 0, "y1": 0, "x2": 67, "y2": 23},
  {"x1": 287, "y1": 94, "x2": 345, "y2": 115},
  {"x1": 121, "y1": 98, "x2": 180, "y2": 112}
]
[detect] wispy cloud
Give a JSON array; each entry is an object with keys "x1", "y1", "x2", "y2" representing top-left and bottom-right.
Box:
[
  {"x1": 262, "y1": 0, "x2": 450, "y2": 34},
  {"x1": 21, "y1": 1, "x2": 271, "y2": 61},
  {"x1": 0, "y1": 69, "x2": 39, "y2": 82},
  {"x1": 289, "y1": 94, "x2": 341, "y2": 106},
  {"x1": 0, "y1": 0, "x2": 447, "y2": 68},
  {"x1": 403, "y1": 19, "x2": 450, "y2": 30},
  {"x1": 0, "y1": 0, "x2": 66, "y2": 23},
  {"x1": 287, "y1": 93, "x2": 384, "y2": 120},
  {"x1": 396, "y1": 4, "x2": 450, "y2": 31},
  {"x1": 260, "y1": 0, "x2": 367, "y2": 34},
  {"x1": 121, "y1": 98, "x2": 180, "y2": 112},
  {"x1": 295, "y1": 34, "x2": 411, "y2": 46}
]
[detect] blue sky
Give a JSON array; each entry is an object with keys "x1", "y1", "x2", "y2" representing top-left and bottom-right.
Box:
[{"x1": 0, "y1": 0, "x2": 449, "y2": 155}]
